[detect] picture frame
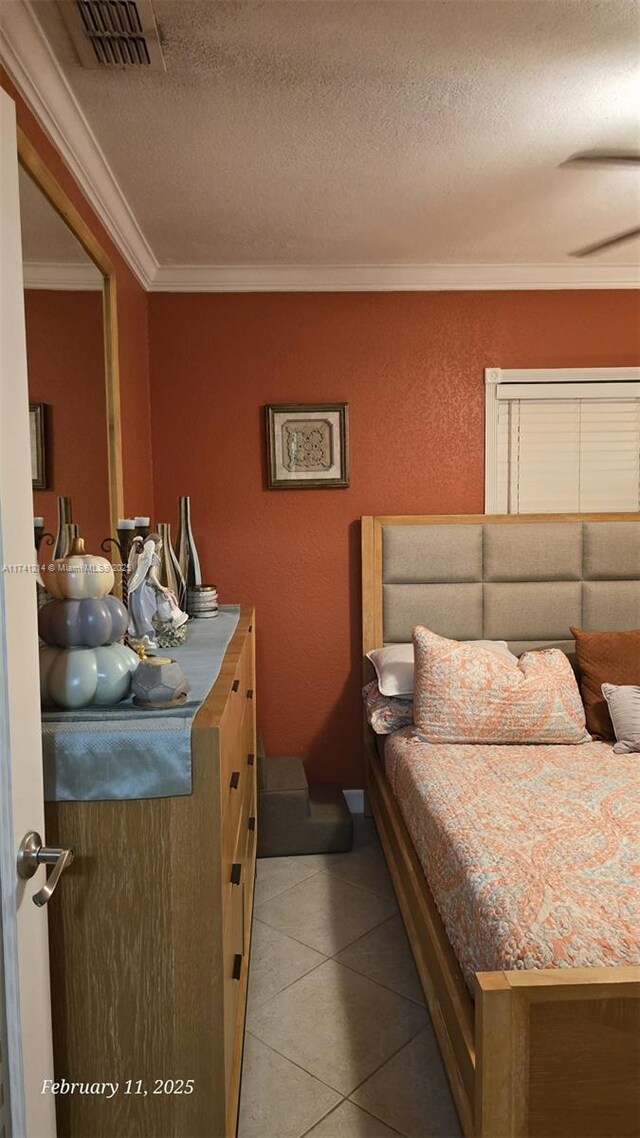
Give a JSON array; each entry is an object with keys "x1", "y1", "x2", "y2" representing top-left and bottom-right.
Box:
[
  {"x1": 29, "y1": 402, "x2": 47, "y2": 490},
  {"x1": 266, "y1": 403, "x2": 350, "y2": 489}
]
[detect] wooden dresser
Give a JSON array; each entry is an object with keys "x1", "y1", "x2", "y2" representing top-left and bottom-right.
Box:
[{"x1": 44, "y1": 605, "x2": 257, "y2": 1138}]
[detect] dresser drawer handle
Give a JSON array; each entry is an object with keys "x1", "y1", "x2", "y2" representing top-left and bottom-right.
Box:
[
  {"x1": 232, "y1": 953, "x2": 242, "y2": 981},
  {"x1": 247, "y1": 752, "x2": 255, "y2": 766},
  {"x1": 229, "y1": 771, "x2": 240, "y2": 790},
  {"x1": 232, "y1": 680, "x2": 239, "y2": 693},
  {"x1": 249, "y1": 625, "x2": 253, "y2": 632},
  {"x1": 230, "y1": 862, "x2": 242, "y2": 886},
  {"x1": 248, "y1": 816, "x2": 256, "y2": 832},
  {"x1": 246, "y1": 689, "x2": 253, "y2": 700}
]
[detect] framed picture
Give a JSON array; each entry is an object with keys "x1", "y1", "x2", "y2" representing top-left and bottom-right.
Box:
[
  {"x1": 266, "y1": 403, "x2": 350, "y2": 489},
  {"x1": 29, "y1": 402, "x2": 47, "y2": 489}
]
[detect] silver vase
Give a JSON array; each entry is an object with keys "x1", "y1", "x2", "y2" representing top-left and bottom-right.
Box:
[
  {"x1": 64, "y1": 523, "x2": 80, "y2": 552},
  {"x1": 157, "y1": 522, "x2": 186, "y2": 609},
  {"x1": 52, "y1": 496, "x2": 73, "y2": 559},
  {"x1": 175, "y1": 496, "x2": 202, "y2": 590}
]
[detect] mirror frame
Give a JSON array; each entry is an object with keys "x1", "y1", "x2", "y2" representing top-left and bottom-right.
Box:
[{"x1": 17, "y1": 127, "x2": 124, "y2": 541}]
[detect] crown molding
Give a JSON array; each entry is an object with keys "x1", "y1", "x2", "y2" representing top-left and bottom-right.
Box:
[
  {"x1": 22, "y1": 261, "x2": 103, "y2": 290},
  {"x1": 151, "y1": 262, "x2": 640, "y2": 292},
  {"x1": 0, "y1": 0, "x2": 157, "y2": 288}
]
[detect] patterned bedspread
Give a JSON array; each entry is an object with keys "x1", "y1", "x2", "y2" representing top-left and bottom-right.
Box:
[{"x1": 384, "y1": 728, "x2": 640, "y2": 990}]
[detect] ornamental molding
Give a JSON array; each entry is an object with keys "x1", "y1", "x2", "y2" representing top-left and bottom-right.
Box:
[{"x1": 150, "y1": 262, "x2": 640, "y2": 293}]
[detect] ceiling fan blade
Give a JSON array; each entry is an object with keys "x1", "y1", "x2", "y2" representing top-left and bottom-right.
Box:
[
  {"x1": 561, "y1": 150, "x2": 640, "y2": 169},
  {"x1": 569, "y1": 226, "x2": 640, "y2": 257}
]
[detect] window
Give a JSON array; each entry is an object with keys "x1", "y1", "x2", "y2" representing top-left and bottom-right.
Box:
[{"x1": 485, "y1": 368, "x2": 640, "y2": 514}]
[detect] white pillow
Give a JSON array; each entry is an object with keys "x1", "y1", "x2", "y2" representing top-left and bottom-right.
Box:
[
  {"x1": 366, "y1": 640, "x2": 517, "y2": 698},
  {"x1": 601, "y1": 684, "x2": 640, "y2": 754}
]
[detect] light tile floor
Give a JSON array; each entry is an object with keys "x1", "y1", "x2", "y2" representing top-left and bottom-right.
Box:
[{"x1": 238, "y1": 816, "x2": 462, "y2": 1138}]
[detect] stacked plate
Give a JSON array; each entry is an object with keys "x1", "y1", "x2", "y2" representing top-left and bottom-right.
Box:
[{"x1": 186, "y1": 585, "x2": 219, "y2": 618}]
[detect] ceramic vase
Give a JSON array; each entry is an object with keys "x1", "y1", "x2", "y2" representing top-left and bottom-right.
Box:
[
  {"x1": 39, "y1": 642, "x2": 138, "y2": 709},
  {"x1": 175, "y1": 496, "x2": 202, "y2": 590},
  {"x1": 38, "y1": 536, "x2": 137, "y2": 709},
  {"x1": 52, "y1": 496, "x2": 73, "y2": 559},
  {"x1": 157, "y1": 522, "x2": 187, "y2": 609}
]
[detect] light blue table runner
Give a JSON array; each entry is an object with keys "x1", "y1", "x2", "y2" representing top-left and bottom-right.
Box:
[{"x1": 41, "y1": 605, "x2": 241, "y2": 802}]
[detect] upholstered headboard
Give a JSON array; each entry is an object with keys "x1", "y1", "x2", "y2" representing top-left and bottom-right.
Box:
[{"x1": 361, "y1": 514, "x2": 640, "y2": 660}]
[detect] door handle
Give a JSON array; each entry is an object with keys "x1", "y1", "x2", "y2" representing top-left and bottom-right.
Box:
[{"x1": 17, "y1": 831, "x2": 75, "y2": 907}]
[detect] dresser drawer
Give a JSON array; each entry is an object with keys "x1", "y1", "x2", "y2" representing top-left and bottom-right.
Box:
[
  {"x1": 221, "y1": 789, "x2": 244, "y2": 918},
  {"x1": 222, "y1": 696, "x2": 255, "y2": 808},
  {"x1": 221, "y1": 724, "x2": 254, "y2": 890},
  {"x1": 222, "y1": 767, "x2": 256, "y2": 926},
  {"x1": 243, "y1": 807, "x2": 257, "y2": 953},
  {"x1": 223, "y1": 879, "x2": 244, "y2": 1094},
  {"x1": 220, "y1": 689, "x2": 244, "y2": 797},
  {"x1": 220, "y1": 647, "x2": 254, "y2": 796}
]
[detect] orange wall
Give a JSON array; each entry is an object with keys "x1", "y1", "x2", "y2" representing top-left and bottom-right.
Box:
[
  {"x1": 1, "y1": 69, "x2": 153, "y2": 519},
  {"x1": 26, "y1": 290, "x2": 110, "y2": 553},
  {"x1": 149, "y1": 290, "x2": 640, "y2": 786}
]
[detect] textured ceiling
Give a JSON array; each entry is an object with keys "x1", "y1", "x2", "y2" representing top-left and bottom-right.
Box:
[
  {"x1": 18, "y1": 165, "x2": 97, "y2": 266},
  {"x1": 29, "y1": 0, "x2": 640, "y2": 266}
]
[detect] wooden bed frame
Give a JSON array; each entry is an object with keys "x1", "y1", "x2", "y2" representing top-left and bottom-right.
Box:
[{"x1": 361, "y1": 514, "x2": 640, "y2": 1138}]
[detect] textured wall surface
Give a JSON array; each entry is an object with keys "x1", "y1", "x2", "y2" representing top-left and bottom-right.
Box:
[
  {"x1": 149, "y1": 289, "x2": 640, "y2": 786},
  {"x1": 1, "y1": 68, "x2": 154, "y2": 518},
  {"x1": 27, "y1": 290, "x2": 109, "y2": 554}
]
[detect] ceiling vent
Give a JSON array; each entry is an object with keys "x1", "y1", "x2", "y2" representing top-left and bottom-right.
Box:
[{"x1": 58, "y1": 0, "x2": 165, "y2": 69}]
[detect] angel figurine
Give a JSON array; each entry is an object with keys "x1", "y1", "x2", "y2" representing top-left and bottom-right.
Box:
[{"x1": 127, "y1": 533, "x2": 189, "y2": 650}]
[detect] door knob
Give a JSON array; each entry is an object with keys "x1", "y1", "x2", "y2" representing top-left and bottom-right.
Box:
[{"x1": 17, "y1": 831, "x2": 75, "y2": 907}]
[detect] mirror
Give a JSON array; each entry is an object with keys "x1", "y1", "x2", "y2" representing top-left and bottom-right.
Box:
[
  {"x1": 17, "y1": 129, "x2": 123, "y2": 563},
  {"x1": 19, "y1": 166, "x2": 109, "y2": 555}
]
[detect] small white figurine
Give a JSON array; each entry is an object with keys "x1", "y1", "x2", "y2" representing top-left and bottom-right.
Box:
[{"x1": 127, "y1": 533, "x2": 189, "y2": 650}]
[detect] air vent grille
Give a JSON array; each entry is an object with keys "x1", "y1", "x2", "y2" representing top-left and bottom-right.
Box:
[
  {"x1": 58, "y1": 0, "x2": 165, "y2": 69},
  {"x1": 78, "y1": 2, "x2": 150, "y2": 66}
]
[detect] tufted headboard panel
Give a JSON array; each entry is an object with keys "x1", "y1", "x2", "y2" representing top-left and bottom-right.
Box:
[{"x1": 362, "y1": 515, "x2": 640, "y2": 660}]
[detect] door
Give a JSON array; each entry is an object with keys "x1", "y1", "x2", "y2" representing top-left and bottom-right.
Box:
[{"x1": 0, "y1": 88, "x2": 56, "y2": 1138}]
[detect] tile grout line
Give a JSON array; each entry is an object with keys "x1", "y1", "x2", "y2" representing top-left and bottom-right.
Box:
[
  {"x1": 298, "y1": 1097, "x2": 407, "y2": 1138},
  {"x1": 243, "y1": 1017, "x2": 429, "y2": 1138},
  {"x1": 252, "y1": 864, "x2": 394, "y2": 928},
  {"x1": 243, "y1": 1029, "x2": 346, "y2": 1097},
  {"x1": 332, "y1": 954, "x2": 426, "y2": 1008},
  {"x1": 249, "y1": 895, "x2": 416, "y2": 1014},
  {"x1": 246, "y1": 953, "x2": 329, "y2": 1014},
  {"x1": 296, "y1": 1096, "x2": 349, "y2": 1138},
  {"x1": 247, "y1": 940, "x2": 424, "y2": 1020},
  {"x1": 323, "y1": 864, "x2": 398, "y2": 901},
  {"x1": 256, "y1": 861, "x2": 394, "y2": 912},
  {"x1": 346, "y1": 1018, "x2": 428, "y2": 1096},
  {"x1": 243, "y1": 965, "x2": 428, "y2": 1087},
  {"x1": 250, "y1": 905, "x2": 396, "y2": 963},
  {"x1": 254, "y1": 865, "x2": 327, "y2": 907},
  {"x1": 328, "y1": 912, "x2": 396, "y2": 951},
  {"x1": 254, "y1": 829, "x2": 383, "y2": 908}
]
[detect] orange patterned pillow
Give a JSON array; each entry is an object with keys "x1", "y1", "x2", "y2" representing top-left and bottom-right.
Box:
[{"x1": 413, "y1": 627, "x2": 590, "y2": 744}]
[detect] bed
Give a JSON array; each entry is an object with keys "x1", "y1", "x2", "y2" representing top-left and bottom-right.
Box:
[{"x1": 361, "y1": 513, "x2": 640, "y2": 1138}]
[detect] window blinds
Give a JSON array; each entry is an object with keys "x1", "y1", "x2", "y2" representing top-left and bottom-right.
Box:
[{"x1": 494, "y1": 383, "x2": 640, "y2": 514}]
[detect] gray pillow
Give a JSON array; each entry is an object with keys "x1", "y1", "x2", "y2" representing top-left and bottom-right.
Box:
[{"x1": 601, "y1": 684, "x2": 640, "y2": 754}]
